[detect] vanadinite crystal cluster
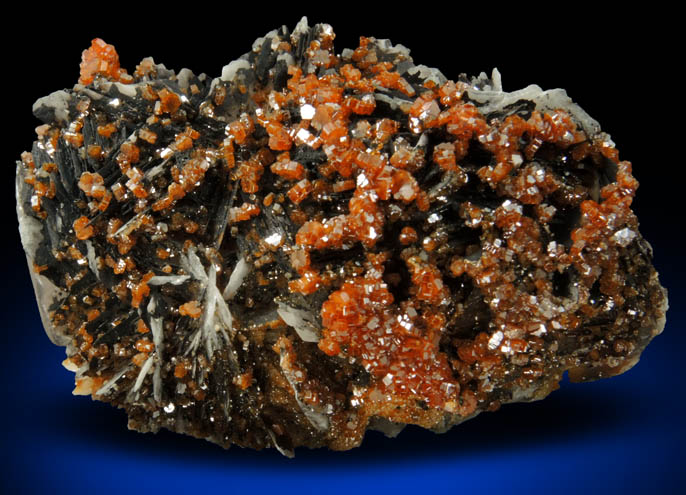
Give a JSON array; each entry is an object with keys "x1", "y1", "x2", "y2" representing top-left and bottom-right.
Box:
[{"x1": 16, "y1": 18, "x2": 668, "y2": 455}]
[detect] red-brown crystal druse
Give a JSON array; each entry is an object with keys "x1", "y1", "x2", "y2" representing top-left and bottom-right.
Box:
[
  {"x1": 17, "y1": 19, "x2": 666, "y2": 455},
  {"x1": 79, "y1": 38, "x2": 132, "y2": 86}
]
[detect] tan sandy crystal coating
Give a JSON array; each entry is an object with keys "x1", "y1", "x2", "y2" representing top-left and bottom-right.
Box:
[{"x1": 15, "y1": 18, "x2": 667, "y2": 455}]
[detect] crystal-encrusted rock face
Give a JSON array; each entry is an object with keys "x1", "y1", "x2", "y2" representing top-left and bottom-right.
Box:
[{"x1": 15, "y1": 17, "x2": 668, "y2": 455}]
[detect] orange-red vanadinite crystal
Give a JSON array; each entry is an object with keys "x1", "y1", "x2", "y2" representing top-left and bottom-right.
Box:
[{"x1": 16, "y1": 18, "x2": 667, "y2": 455}]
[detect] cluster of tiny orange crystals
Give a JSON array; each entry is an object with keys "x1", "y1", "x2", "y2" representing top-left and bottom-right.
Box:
[
  {"x1": 135, "y1": 338, "x2": 155, "y2": 353},
  {"x1": 115, "y1": 142, "x2": 140, "y2": 175},
  {"x1": 271, "y1": 153, "x2": 305, "y2": 180},
  {"x1": 73, "y1": 216, "x2": 94, "y2": 240},
  {"x1": 266, "y1": 121, "x2": 293, "y2": 151},
  {"x1": 233, "y1": 371, "x2": 253, "y2": 390},
  {"x1": 157, "y1": 88, "x2": 182, "y2": 114},
  {"x1": 569, "y1": 158, "x2": 638, "y2": 299},
  {"x1": 288, "y1": 267, "x2": 323, "y2": 295},
  {"x1": 79, "y1": 38, "x2": 131, "y2": 86},
  {"x1": 234, "y1": 148, "x2": 273, "y2": 194},
  {"x1": 78, "y1": 171, "x2": 113, "y2": 211},
  {"x1": 20, "y1": 152, "x2": 57, "y2": 217},
  {"x1": 131, "y1": 350, "x2": 149, "y2": 367},
  {"x1": 173, "y1": 360, "x2": 190, "y2": 379},
  {"x1": 87, "y1": 144, "x2": 103, "y2": 159},
  {"x1": 179, "y1": 300, "x2": 202, "y2": 318},
  {"x1": 138, "y1": 128, "x2": 157, "y2": 144},
  {"x1": 105, "y1": 255, "x2": 135, "y2": 275},
  {"x1": 97, "y1": 122, "x2": 117, "y2": 138},
  {"x1": 229, "y1": 202, "x2": 261, "y2": 223},
  {"x1": 318, "y1": 254, "x2": 459, "y2": 410},
  {"x1": 287, "y1": 179, "x2": 312, "y2": 204},
  {"x1": 174, "y1": 127, "x2": 200, "y2": 152},
  {"x1": 104, "y1": 217, "x2": 139, "y2": 256},
  {"x1": 130, "y1": 272, "x2": 154, "y2": 309},
  {"x1": 399, "y1": 226, "x2": 418, "y2": 245},
  {"x1": 152, "y1": 155, "x2": 208, "y2": 213},
  {"x1": 86, "y1": 308, "x2": 101, "y2": 322},
  {"x1": 137, "y1": 319, "x2": 150, "y2": 334},
  {"x1": 63, "y1": 123, "x2": 85, "y2": 148},
  {"x1": 406, "y1": 256, "x2": 449, "y2": 306},
  {"x1": 227, "y1": 114, "x2": 255, "y2": 146}
]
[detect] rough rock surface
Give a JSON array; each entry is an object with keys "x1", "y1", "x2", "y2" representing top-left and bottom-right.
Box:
[{"x1": 15, "y1": 18, "x2": 667, "y2": 455}]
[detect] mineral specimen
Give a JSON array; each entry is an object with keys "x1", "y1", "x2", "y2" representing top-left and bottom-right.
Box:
[{"x1": 16, "y1": 17, "x2": 668, "y2": 455}]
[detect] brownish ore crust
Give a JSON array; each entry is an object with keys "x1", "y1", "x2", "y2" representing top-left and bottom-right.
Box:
[{"x1": 15, "y1": 18, "x2": 667, "y2": 456}]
